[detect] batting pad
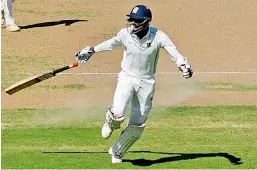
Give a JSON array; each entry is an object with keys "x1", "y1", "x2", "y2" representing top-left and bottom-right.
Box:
[
  {"x1": 105, "y1": 109, "x2": 125, "y2": 130},
  {"x1": 110, "y1": 124, "x2": 146, "y2": 158}
]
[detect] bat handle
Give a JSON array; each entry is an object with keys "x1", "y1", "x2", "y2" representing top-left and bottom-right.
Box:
[{"x1": 53, "y1": 62, "x2": 79, "y2": 75}]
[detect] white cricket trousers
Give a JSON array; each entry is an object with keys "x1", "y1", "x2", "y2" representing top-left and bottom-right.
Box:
[
  {"x1": 111, "y1": 71, "x2": 155, "y2": 126},
  {"x1": 1, "y1": 0, "x2": 15, "y2": 26}
]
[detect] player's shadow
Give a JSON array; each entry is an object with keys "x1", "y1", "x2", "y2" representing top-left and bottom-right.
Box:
[
  {"x1": 42, "y1": 150, "x2": 242, "y2": 166},
  {"x1": 123, "y1": 151, "x2": 242, "y2": 166},
  {"x1": 19, "y1": 19, "x2": 88, "y2": 29}
]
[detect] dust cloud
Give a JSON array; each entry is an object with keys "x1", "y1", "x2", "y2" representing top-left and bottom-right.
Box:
[
  {"x1": 154, "y1": 74, "x2": 200, "y2": 107},
  {"x1": 31, "y1": 74, "x2": 200, "y2": 126}
]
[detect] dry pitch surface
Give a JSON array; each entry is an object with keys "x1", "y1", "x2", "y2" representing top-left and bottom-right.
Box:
[{"x1": 2, "y1": 1, "x2": 257, "y2": 108}]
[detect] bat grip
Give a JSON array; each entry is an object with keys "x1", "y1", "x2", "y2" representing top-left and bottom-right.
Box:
[
  {"x1": 52, "y1": 62, "x2": 78, "y2": 75},
  {"x1": 53, "y1": 66, "x2": 69, "y2": 75}
]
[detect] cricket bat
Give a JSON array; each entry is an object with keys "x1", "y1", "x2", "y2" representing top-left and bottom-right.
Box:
[{"x1": 5, "y1": 62, "x2": 79, "y2": 95}]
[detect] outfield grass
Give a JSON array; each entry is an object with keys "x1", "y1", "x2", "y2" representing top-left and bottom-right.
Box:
[
  {"x1": 200, "y1": 82, "x2": 257, "y2": 92},
  {"x1": 1, "y1": 106, "x2": 257, "y2": 169}
]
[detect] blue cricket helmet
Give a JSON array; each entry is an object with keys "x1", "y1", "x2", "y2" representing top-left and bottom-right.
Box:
[{"x1": 127, "y1": 5, "x2": 152, "y2": 22}]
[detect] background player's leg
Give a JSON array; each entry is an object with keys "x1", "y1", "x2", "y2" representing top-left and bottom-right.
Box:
[
  {"x1": 2, "y1": 0, "x2": 20, "y2": 31},
  {"x1": 2, "y1": 0, "x2": 14, "y2": 26}
]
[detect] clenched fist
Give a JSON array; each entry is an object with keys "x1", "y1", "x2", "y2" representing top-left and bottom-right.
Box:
[{"x1": 179, "y1": 64, "x2": 193, "y2": 79}]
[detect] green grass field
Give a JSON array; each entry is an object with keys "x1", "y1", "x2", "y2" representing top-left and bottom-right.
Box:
[{"x1": 2, "y1": 106, "x2": 257, "y2": 169}]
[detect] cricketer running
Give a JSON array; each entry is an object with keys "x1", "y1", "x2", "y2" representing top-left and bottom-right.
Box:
[{"x1": 75, "y1": 5, "x2": 193, "y2": 164}]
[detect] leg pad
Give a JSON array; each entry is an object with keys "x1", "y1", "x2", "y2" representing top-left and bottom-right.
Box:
[{"x1": 110, "y1": 124, "x2": 145, "y2": 158}]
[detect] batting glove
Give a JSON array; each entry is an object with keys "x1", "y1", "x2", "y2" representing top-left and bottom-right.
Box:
[
  {"x1": 75, "y1": 46, "x2": 95, "y2": 63},
  {"x1": 179, "y1": 64, "x2": 193, "y2": 79}
]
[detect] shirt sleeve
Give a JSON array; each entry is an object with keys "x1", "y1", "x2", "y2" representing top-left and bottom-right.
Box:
[
  {"x1": 160, "y1": 31, "x2": 188, "y2": 67},
  {"x1": 94, "y1": 29, "x2": 124, "y2": 52}
]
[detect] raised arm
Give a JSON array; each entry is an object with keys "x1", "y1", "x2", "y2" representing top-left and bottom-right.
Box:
[
  {"x1": 75, "y1": 29, "x2": 125, "y2": 63},
  {"x1": 94, "y1": 30, "x2": 123, "y2": 52}
]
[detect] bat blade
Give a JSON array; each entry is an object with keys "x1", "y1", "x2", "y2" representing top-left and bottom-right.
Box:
[
  {"x1": 4, "y1": 72, "x2": 54, "y2": 95},
  {"x1": 5, "y1": 62, "x2": 78, "y2": 95}
]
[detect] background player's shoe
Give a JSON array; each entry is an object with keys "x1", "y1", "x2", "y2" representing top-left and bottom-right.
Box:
[{"x1": 6, "y1": 23, "x2": 20, "y2": 32}]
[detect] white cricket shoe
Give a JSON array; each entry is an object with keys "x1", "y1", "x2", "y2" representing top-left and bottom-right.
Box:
[
  {"x1": 112, "y1": 156, "x2": 122, "y2": 164},
  {"x1": 108, "y1": 148, "x2": 122, "y2": 164},
  {"x1": 101, "y1": 122, "x2": 113, "y2": 139},
  {"x1": 6, "y1": 23, "x2": 20, "y2": 32}
]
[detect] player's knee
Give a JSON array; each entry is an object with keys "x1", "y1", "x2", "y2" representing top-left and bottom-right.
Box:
[
  {"x1": 141, "y1": 105, "x2": 152, "y2": 116},
  {"x1": 105, "y1": 108, "x2": 125, "y2": 130},
  {"x1": 129, "y1": 115, "x2": 148, "y2": 126},
  {"x1": 110, "y1": 108, "x2": 124, "y2": 118},
  {"x1": 123, "y1": 123, "x2": 146, "y2": 140}
]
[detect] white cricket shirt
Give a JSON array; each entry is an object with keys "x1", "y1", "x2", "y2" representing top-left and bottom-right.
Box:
[{"x1": 94, "y1": 26, "x2": 189, "y2": 79}]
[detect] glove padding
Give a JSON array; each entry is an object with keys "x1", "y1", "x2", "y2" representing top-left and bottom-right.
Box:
[
  {"x1": 179, "y1": 64, "x2": 193, "y2": 79},
  {"x1": 75, "y1": 46, "x2": 94, "y2": 63}
]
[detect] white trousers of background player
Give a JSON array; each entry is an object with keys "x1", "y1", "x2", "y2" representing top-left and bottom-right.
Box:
[
  {"x1": 1, "y1": 0, "x2": 15, "y2": 26},
  {"x1": 112, "y1": 71, "x2": 155, "y2": 125}
]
